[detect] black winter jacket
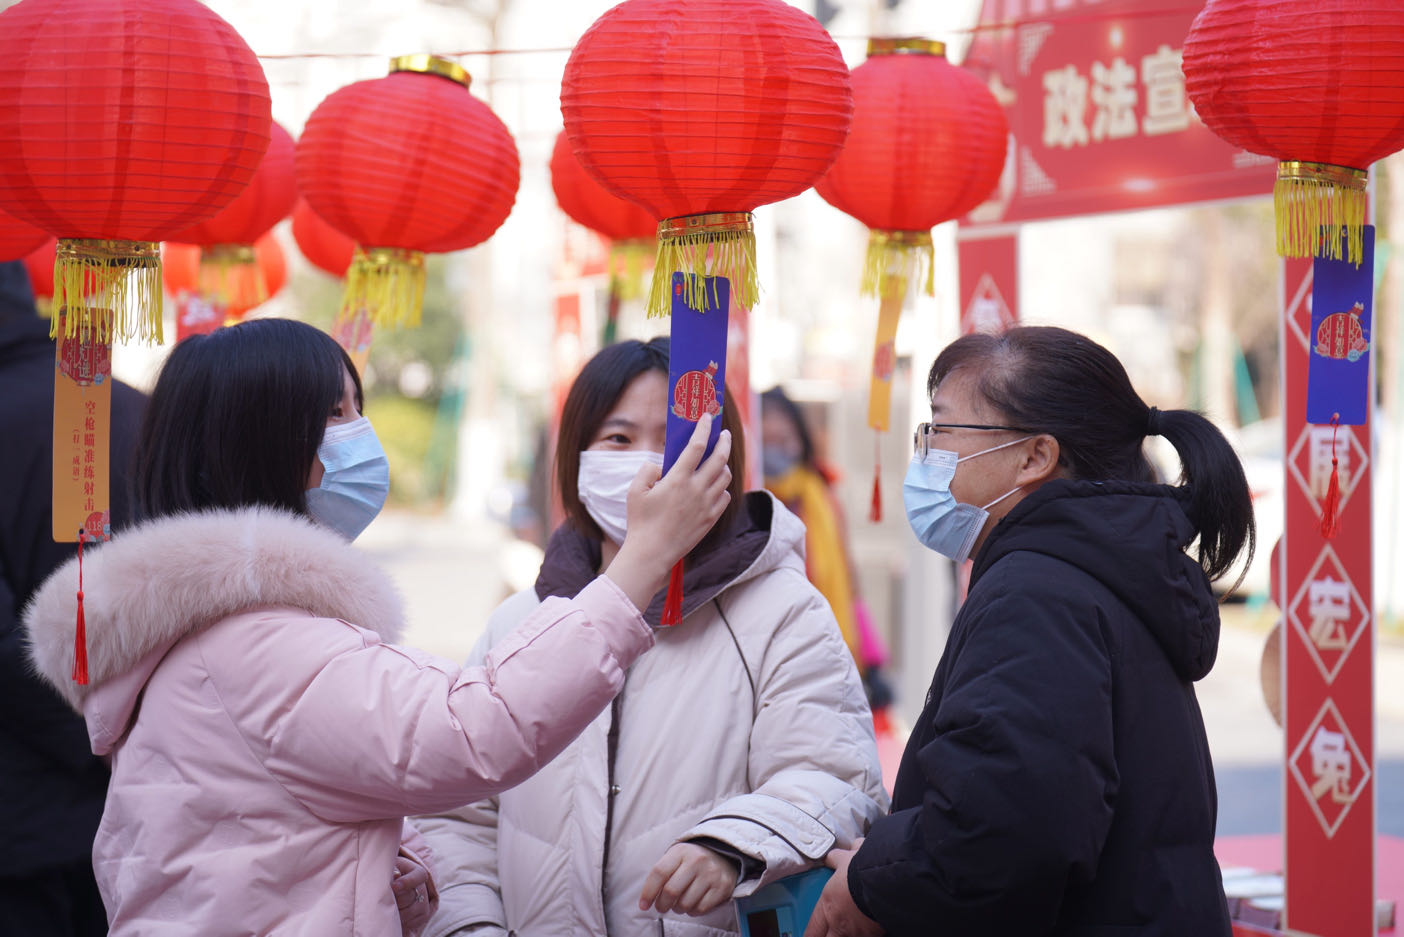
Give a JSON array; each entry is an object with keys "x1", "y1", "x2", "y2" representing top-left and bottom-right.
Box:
[
  {"x1": 0, "y1": 309, "x2": 146, "y2": 875},
  {"x1": 849, "y1": 479, "x2": 1231, "y2": 937}
]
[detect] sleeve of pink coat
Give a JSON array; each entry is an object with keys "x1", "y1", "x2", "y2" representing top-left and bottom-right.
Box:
[{"x1": 209, "y1": 575, "x2": 652, "y2": 821}]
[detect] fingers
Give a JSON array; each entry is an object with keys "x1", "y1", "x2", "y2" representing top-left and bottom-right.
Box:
[
  {"x1": 629, "y1": 459, "x2": 663, "y2": 497},
  {"x1": 668, "y1": 412, "x2": 715, "y2": 477},
  {"x1": 639, "y1": 850, "x2": 685, "y2": 910}
]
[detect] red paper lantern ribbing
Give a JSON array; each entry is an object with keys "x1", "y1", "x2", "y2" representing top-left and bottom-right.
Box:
[
  {"x1": 561, "y1": 0, "x2": 852, "y2": 316},
  {"x1": 1, "y1": 207, "x2": 49, "y2": 262},
  {"x1": 1184, "y1": 0, "x2": 1404, "y2": 264},
  {"x1": 291, "y1": 200, "x2": 356, "y2": 279},
  {"x1": 297, "y1": 55, "x2": 520, "y2": 329},
  {"x1": 816, "y1": 39, "x2": 1008, "y2": 300},
  {"x1": 0, "y1": 0, "x2": 270, "y2": 343}
]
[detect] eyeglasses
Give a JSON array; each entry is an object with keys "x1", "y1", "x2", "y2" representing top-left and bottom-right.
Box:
[{"x1": 913, "y1": 421, "x2": 1036, "y2": 457}]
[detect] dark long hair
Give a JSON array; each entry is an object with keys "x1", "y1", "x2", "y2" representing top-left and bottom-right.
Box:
[
  {"x1": 929, "y1": 326, "x2": 1254, "y2": 583},
  {"x1": 134, "y1": 319, "x2": 361, "y2": 520},
  {"x1": 555, "y1": 337, "x2": 746, "y2": 552}
]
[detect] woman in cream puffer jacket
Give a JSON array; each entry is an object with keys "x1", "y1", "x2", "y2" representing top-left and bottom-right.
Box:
[{"x1": 416, "y1": 490, "x2": 889, "y2": 937}]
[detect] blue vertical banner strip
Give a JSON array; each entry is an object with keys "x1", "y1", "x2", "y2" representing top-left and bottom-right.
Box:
[
  {"x1": 1307, "y1": 225, "x2": 1375, "y2": 426},
  {"x1": 663, "y1": 271, "x2": 729, "y2": 472}
]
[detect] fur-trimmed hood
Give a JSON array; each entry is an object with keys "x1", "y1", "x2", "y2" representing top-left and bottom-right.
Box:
[{"x1": 23, "y1": 507, "x2": 405, "y2": 713}]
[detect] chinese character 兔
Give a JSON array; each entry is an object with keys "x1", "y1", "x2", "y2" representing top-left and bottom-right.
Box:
[
  {"x1": 1309, "y1": 726, "x2": 1354, "y2": 804},
  {"x1": 1042, "y1": 65, "x2": 1090, "y2": 149},
  {"x1": 1090, "y1": 57, "x2": 1138, "y2": 141}
]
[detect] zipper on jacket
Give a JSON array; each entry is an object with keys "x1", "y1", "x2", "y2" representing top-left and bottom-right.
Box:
[{"x1": 600, "y1": 694, "x2": 623, "y2": 925}]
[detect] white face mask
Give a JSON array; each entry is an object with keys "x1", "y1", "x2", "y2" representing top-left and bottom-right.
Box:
[
  {"x1": 305, "y1": 416, "x2": 390, "y2": 541},
  {"x1": 577, "y1": 449, "x2": 664, "y2": 544}
]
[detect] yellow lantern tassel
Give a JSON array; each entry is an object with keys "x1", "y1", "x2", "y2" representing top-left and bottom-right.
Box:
[
  {"x1": 340, "y1": 246, "x2": 427, "y2": 331},
  {"x1": 646, "y1": 213, "x2": 758, "y2": 318},
  {"x1": 609, "y1": 239, "x2": 655, "y2": 302},
  {"x1": 198, "y1": 244, "x2": 267, "y2": 322},
  {"x1": 1274, "y1": 161, "x2": 1368, "y2": 266},
  {"x1": 51, "y1": 239, "x2": 163, "y2": 345},
  {"x1": 861, "y1": 230, "x2": 934, "y2": 303}
]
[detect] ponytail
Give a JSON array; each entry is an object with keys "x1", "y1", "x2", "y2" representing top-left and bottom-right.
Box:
[{"x1": 1149, "y1": 407, "x2": 1256, "y2": 586}]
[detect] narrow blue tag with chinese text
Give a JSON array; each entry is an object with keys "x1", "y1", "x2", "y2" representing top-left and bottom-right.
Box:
[
  {"x1": 1307, "y1": 226, "x2": 1374, "y2": 426},
  {"x1": 663, "y1": 272, "x2": 728, "y2": 473}
]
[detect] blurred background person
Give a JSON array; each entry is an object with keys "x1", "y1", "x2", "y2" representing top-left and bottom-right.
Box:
[
  {"x1": 0, "y1": 260, "x2": 146, "y2": 936},
  {"x1": 761, "y1": 386, "x2": 894, "y2": 718}
]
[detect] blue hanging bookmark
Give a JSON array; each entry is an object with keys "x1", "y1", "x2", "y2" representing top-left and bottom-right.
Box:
[
  {"x1": 660, "y1": 271, "x2": 729, "y2": 624},
  {"x1": 1307, "y1": 225, "x2": 1374, "y2": 538}
]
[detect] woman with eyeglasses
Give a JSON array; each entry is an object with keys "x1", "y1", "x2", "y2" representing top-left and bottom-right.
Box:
[{"x1": 806, "y1": 326, "x2": 1254, "y2": 937}]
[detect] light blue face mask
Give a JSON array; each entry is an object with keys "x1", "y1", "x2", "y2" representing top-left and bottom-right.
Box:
[
  {"x1": 305, "y1": 416, "x2": 390, "y2": 541},
  {"x1": 902, "y1": 436, "x2": 1032, "y2": 563}
]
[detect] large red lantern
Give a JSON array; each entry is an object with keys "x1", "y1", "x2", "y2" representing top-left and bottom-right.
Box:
[
  {"x1": 1, "y1": 207, "x2": 50, "y2": 262},
  {"x1": 814, "y1": 37, "x2": 1009, "y2": 522},
  {"x1": 291, "y1": 199, "x2": 356, "y2": 279},
  {"x1": 561, "y1": 0, "x2": 852, "y2": 317},
  {"x1": 0, "y1": 0, "x2": 271, "y2": 343},
  {"x1": 816, "y1": 39, "x2": 1008, "y2": 301},
  {"x1": 297, "y1": 55, "x2": 520, "y2": 330},
  {"x1": 169, "y1": 121, "x2": 297, "y2": 313},
  {"x1": 1184, "y1": 0, "x2": 1404, "y2": 265}
]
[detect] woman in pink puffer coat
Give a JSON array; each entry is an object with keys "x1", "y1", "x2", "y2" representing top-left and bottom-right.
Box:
[{"x1": 22, "y1": 319, "x2": 732, "y2": 937}]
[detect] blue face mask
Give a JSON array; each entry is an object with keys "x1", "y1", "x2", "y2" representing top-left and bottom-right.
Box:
[
  {"x1": 305, "y1": 416, "x2": 390, "y2": 541},
  {"x1": 902, "y1": 436, "x2": 1031, "y2": 563}
]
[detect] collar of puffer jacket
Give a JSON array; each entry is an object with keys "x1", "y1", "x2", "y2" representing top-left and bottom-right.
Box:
[{"x1": 23, "y1": 506, "x2": 405, "y2": 711}]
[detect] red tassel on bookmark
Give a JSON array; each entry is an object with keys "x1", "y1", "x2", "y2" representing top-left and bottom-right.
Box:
[
  {"x1": 1319, "y1": 414, "x2": 1342, "y2": 540},
  {"x1": 72, "y1": 529, "x2": 89, "y2": 685},
  {"x1": 660, "y1": 560, "x2": 685, "y2": 626},
  {"x1": 868, "y1": 431, "x2": 882, "y2": 523}
]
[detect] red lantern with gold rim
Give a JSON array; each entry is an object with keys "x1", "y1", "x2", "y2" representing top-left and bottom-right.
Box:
[
  {"x1": 0, "y1": 0, "x2": 270, "y2": 343},
  {"x1": 815, "y1": 38, "x2": 1008, "y2": 302},
  {"x1": 296, "y1": 54, "x2": 520, "y2": 330},
  {"x1": 1183, "y1": 0, "x2": 1404, "y2": 264},
  {"x1": 561, "y1": 0, "x2": 852, "y2": 317}
]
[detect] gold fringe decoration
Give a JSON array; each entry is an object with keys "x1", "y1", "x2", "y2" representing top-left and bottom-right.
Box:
[
  {"x1": 51, "y1": 239, "x2": 163, "y2": 344},
  {"x1": 862, "y1": 229, "x2": 934, "y2": 301},
  {"x1": 646, "y1": 213, "x2": 758, "y2": 318},
  {"x1": 1274, "y1": 161, "x2": 1368, "y2": 266},
  {"x1": 340, "y1": 246, "x2": 427, "y2": 330},
  {"x1": 609, "y1": 239, "x2": 654, "y2": 302},
  {"x1": 198, "y1": 244, "x2": 267, "y2": 322}
]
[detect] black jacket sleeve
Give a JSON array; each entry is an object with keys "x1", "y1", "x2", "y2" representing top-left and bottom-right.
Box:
[{"x1": 847, "y1": 580, "x2": 1120, "y2": 936}]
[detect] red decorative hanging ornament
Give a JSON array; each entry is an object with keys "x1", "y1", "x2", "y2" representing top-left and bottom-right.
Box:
[
  {"x1": 168, "y1": 121, "x2": 297, "y2": 316},
  {"x1": 561, "y1": 0, "x2": 852, "y2": 319},
  {"x1": 73, "y1": 528, "x2": 89, "y2": 685},
  {"x1": 1183, "y1": 0, "x2": 1404, "y2": 265},
  {"x1": 0, "y1": 0, "x2": 271, "y2": 345},
  {"x1": 814, "y1": 37, "x2": 1008, "y2": 521},
  {"x1": 296, "y1": 54, "x2": 520, "y2": 332},
  {"x1": 549, "y1": 129, "x2": 657, "y2": 306},
  {"x1": 1320, "y1": 414, "x2": 1343, "y2": 539},
  {"x1": 291, "y1": 198, "x2": 355, "y2": 279}
]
